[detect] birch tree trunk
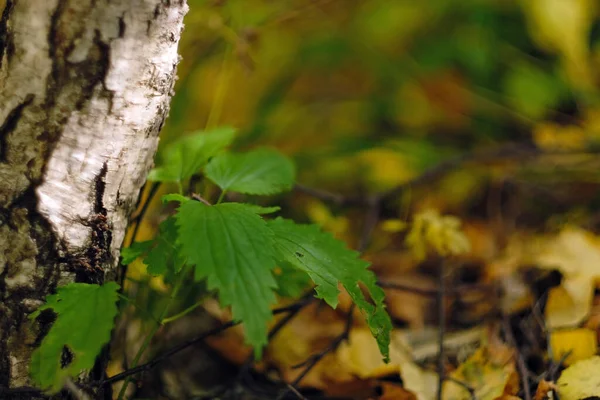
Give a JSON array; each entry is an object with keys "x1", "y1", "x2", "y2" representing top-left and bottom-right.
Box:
[{"x1": 0, "y1": 0, "x2": 188, "y2": 396}]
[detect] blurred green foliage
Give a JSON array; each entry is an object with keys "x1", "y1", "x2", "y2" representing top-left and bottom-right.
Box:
[{"x1": 159, "y1": 0, "x2": 599, "y2": 202}]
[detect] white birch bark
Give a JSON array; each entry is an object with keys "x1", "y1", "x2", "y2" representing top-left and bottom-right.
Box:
[{"x1": 0, "y1": 0, "x2": 188, "y2": 394}]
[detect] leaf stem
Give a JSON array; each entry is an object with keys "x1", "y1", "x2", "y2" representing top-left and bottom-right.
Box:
[
  {"x1": 116, "y1": 267, "x2": 188, "y2": 400},
  {"x1": 162, "y1": 300, "x2": 204, "y2": 325},
  {"x1": 116, "y1": 293, "x2": 160, "y2": 325}
]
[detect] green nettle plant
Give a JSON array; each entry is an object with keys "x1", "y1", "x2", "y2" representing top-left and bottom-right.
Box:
[{"x1": 29, "y1": 127, "x2": 392, "y2": 393}]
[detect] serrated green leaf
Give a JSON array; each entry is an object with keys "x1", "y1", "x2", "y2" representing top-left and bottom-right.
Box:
[
  {"x1": 148, "y1": 127, "x2": 236, "y2": 183},
  {"x1": 267, "y1": 218, "x2": 391, "y2": 361},
  {"x1": 121, "y1": 241, "x2": 153, "y2": 265},
  {"x1": 175, "y1": 202, "x2": 277, "y2": 356},
  {"x1": 205, "y1": 148, "x2": 295, "y2": 195},
  {"x1": 30, "y1": 282, "x2": 120, "y2": 392}
]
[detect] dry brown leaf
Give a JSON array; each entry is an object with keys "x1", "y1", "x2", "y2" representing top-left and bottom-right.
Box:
[
  {"x1": 501, "y1": 370, "x2": 521, "y2": 396},
  {"x1": 323, "y1": 379, "x2": 380, "y2": 399},
  {"x1": 533, "y1": 380, "x2": 556, "y2": 400},
  {"x1": 336, "y1": 329, "x2": 437, "y2": 400},
  {"x1": 379, "y1": 382, "x2": 418, "y2": 400},
  {"x1": 266, "y1": 302, "x2": 349, "y2": 388}
]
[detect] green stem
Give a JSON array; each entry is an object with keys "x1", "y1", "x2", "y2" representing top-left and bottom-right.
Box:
[
  {"x1": 116, "y1": 293, "x2": 160, "y2": 325},
  {"x1": 205, "y1": 46, "x2": 231, "y2": 130},
  {"x1": 162, "y1": 300, "x2": 204, "y2": 325},
  {"x1": 216, "y1": 190, "x2": 227, "y2": 204},
  {"x1": 116, "y1": 268, "x2": 188, "y2": 400}
]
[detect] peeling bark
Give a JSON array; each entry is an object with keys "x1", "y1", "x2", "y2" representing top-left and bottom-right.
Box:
[{"x1": 0, "y1": 0, "x2": 188, "y2": 396}]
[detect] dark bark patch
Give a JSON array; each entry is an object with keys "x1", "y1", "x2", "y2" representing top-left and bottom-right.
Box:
[
  {"x1": 73, "y1": 30, "x2": 113, "y2": 112},
  {"x1": 46, "y1": 0, "x2": 69, "y2": 108},
  {"x1": 0, "y1": 94, "x2": 34, "y2": 162},
  {"x1": 0, "y1": 0, "x2": 15, "y2": 70},
  {"x1": 118, "y1": 15, "x2": 126, "y2": 38}
]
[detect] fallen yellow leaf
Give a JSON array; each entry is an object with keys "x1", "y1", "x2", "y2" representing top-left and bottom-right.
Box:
[
  {"x1": 550, "y1": 328, "x2": 598, "y2": 365},
  {"x1": 444, "y1": 346, "x2": 515, "y2": 400},
  {"x1": 337, "y1": 329, "x2": 437, "y2": 400},
  {"x1": 557, "y1": 356, "x2": 600, "y2": 400},
  {"x1": 536, "y1": 228, "x2": 600, "y2": 328},
  {"x1": 522, "y1": 0, "x2": 596, "y2": 87}
]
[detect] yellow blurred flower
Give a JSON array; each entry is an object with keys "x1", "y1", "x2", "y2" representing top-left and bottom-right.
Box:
[
  {"x1": 406, "y1": 209, "x2": 471, "y2": 261},
  {"x1": 533, "y1": 122, "x2": 587, "y2": 151}
]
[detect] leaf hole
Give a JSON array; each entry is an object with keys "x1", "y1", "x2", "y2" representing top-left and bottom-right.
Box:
[{"x1": 60, "y1": 346, "x2": 74, "y2": 368}]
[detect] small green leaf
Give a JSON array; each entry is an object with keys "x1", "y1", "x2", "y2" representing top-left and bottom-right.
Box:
[
  {"x1": 175, "y1": 201, "x2": 277, "y2": 356},
  {"x1": 205, "y1": 148, "x2": 295, "y2": 195},
  {"x1": 504, "y1": 63, "x2": 566, "y2": 119},
  {"x1": 147, "y1": 150, "x2": 184, "y2": 182},
  {"x1": 242, "y1": 205, "x2": 281, "y2": 214},
  {"x1": 162, "y1": 193, "x2": 190, "y2": 204},
  {"x1": 121, "y1": 241, "x2": 153, "y2": 265},
  {"x1": 148, "y1": 127, "x2": 236, "y2": 183},
  {"x1": 268, "y1": 218, "x2": 392, "y2": 361},
  {"x1": 30, "y1": 282, "x2": 120, "y2": 392}
]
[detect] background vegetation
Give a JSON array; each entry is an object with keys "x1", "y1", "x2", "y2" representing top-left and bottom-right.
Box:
[{"x1": 115, "y1": 0, "x2": 600, "y2": 399}]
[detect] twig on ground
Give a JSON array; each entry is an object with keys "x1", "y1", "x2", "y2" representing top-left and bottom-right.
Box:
[
  {"x1": 297, "y1": 144, "x2": 597, "y2": 212},
  {"x1": 358, "y1": 195, "x2": 381, "y2": 252},
  {"x1": 444, "y1": 376, "x2": 477, "y2": 400},
  {"x1": 98, "y1": 298, "x2": 312, "y2": 387},
  {"x1": 286, "y1": 383, "x2": 309, "y2": 400},
  {"x1": 64, "y1": 378, "x2": 91, "y2": 400},
  {"x1": 436, "y1": 261, "x2": 446, "y2": 400},
  {"x1": 502, "y1": 314, "x2": 532, "y2": 400},
  {"x1": 276, "y1": 304, "x2": 355, "y2": 400},
  {"x1": 380, "y1": 143, "x2": 541, "y2": 201},
  {"x1": 294, "y1": 183, "x2": 353, "y2": 206},
  {"x1": 233, "y1": 292, "x2": 315, "y2": 392},
  {"x1": 379, "y1": 281, "x2": 494, "y2": 298}
]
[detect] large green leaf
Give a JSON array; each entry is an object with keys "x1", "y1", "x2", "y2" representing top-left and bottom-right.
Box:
[
  {"x1": 148, "y1": 127, "x2": 235, "y2": 183},
  {"x1": 175, "y1": 201, "x2": 277, "y2": 356},
  {"x1": 205, "y1": 148, "x2": 295, "y2": 195},
  {"x1": 30, "y1": 282, "x2": 120, "y2": 392},
  {"x1": 268, "y1": 217, "x2": 391, "y2": 361}
]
